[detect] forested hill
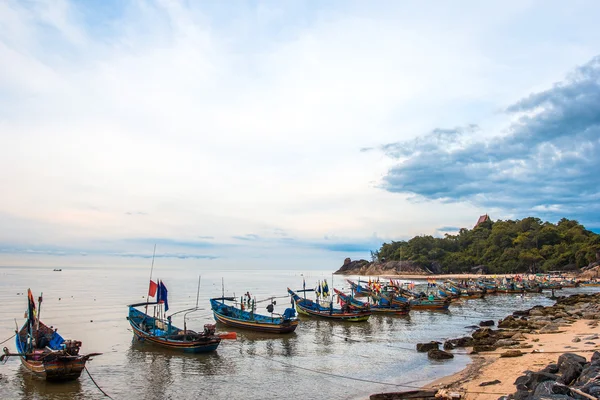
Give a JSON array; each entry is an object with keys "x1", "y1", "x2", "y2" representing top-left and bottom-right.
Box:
[{"x1": 372, "y1": 217, "x2": 600, "y2": 274}]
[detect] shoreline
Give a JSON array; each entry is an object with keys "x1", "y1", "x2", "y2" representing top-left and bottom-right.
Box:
[
  {"x1": 422, "y1": 294, "x2": 600, "y2": 400},
  {"x1": 426, "y1": 318, "x2": 600, "y2": 399}
]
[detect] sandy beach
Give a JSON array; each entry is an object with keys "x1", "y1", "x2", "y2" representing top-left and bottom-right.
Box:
[{"x1": 428, "y1": 315, "x2": 600, "y2": 399}]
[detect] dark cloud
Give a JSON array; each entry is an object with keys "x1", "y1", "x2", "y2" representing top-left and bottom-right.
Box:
[{"x1": 379, "y1": 55, "x2": 600, "y2": 224}]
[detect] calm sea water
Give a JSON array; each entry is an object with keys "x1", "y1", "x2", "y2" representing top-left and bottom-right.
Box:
[{"x1": 0, "y1": 266, "x2": 594, "y2": 400}]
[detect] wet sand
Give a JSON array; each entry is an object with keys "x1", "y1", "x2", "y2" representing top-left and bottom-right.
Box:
[{"x1": 427, "y1": 319, "x2": 600, "y2": 399}]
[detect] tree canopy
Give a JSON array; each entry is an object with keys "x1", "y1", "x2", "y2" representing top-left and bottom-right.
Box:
[{"x1": 373, "y1": 217, "x2": 600, "y2": 274}]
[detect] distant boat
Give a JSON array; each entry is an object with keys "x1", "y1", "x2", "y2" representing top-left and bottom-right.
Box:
[
  {"x1": 53, "y1": 269, "x2": 62, "y2": 272},
  {"x1": 1, "y1": 289, "x2": 100, "y2": 381},
  {"x1": 287, "y1": 287, "x2": 371, "y2": 322},
  {"x1": 210, "y1": 296, "x2": 299, "y2": 334}
]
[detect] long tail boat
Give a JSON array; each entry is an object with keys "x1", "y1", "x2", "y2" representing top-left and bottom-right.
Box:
[
  {"x1": 346, "y1": 279, "x2": 373, "y2": 297},
  {"x1": 128, "y1": 302, "x2": 221, "y2": 353},
  {"x1": 334, "y1": 288, "x2": 409, "y2": 314},
  {"x1": 287, "y1": 288, "x2": 371, "y2": 322},
  {"x1": 210, "y1": 296, "x2": 299, "y2": 334},
  {"x1": 1, "y1": 289, "x2": 100, "y2": 381}
]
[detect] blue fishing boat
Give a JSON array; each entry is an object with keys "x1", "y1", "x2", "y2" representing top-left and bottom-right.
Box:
[
  {"x1": 287, "y1": 288, "x2": 371, "y2": 321},
  {"x1": 1, "y1": 289, "x2": 100, "y2": 381},
  {"x1": 334, "y1": 288, "x2": 410, "y2": 314},
  {"x1": 210, "y1": 296, "x2": 299, "y2": 334},
  {"x1": 128, "y1": 302, "x2": 222, "y2": 353}
]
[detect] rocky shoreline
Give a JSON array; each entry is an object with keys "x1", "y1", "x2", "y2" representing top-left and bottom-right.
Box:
[{"x1": 372, "y1": 293, "x2": 600, "y2": 399}]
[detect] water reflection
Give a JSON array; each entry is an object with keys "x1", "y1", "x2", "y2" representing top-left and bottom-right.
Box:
[{"x1": 15, "y1": 366, "x2": 86, "y2": 400}]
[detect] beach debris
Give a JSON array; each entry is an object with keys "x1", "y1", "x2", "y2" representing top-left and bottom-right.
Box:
[
  {"x1": 416, "y1": 341, "x2": 440, "y2": 352},
  {"x1": 500, "y1": 349, "x2": 523, "y2": 357},
  {"x1": 427, "y1": 349, "x2": 454, "y2": 360},
  {"x1": 478, "y1": 379, "x2": 501, "y2": 386}
]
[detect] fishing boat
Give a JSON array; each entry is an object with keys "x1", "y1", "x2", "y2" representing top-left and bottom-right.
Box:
[
  {"x1": 128, "y1": 301, "x2": 222, "y2": 353},
  {"x1": 287, "y1": 288, "x2": 371, "y2": 321},
  {"x1": 334, "y1": 288, "x2": 410, "y2": 314},
  {"x1": 210, "y1": 295, "x2": 299, "y2": 334},
  {"x1": 1, "y1": 290, "x2": 100, "y2": 381}
]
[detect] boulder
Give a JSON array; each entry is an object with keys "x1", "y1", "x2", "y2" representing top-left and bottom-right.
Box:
[
  {"x1": 443, "y1": 341, "x2": 455, "y2": 350},
  {"x1": 416, "y1": 342, "x2": 440, "y2": 352},
  {"x1": 500, "y1": 350, "x2": 524, "y2": 358},
  {"x1": 427, "y1": 349, "x2": 454, "y2": 360},
  {"x1": 557, "y1": 353, "x2": 587, "y2": 369},
  {"x1": 472, "y1": 328, "x2": 493, "y2": 340},
  {"x1": 479, "y1": 320, "x2": 494, "y2": 327},
  {"x1": 557, "y1": 359, "x2": 583, "y2": 385},
  {"x1": 446, "y1": 337, "x2": 473, "y2": 348},
  {"x1": 542, "y1": 364, "x2": 559, "y2": 374}
]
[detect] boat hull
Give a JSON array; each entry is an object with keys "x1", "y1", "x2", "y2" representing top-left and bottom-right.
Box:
[
  {"x1": 295, "y1": 303, "x2": 371, "y2": 321},
  {"x1": 212, "y1": 311, "x2": 298, "y2": 334}
]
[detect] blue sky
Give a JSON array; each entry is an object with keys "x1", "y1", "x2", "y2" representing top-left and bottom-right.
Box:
[{"x1": 1, "y1": 1, "x2": 599, "y2": 268}]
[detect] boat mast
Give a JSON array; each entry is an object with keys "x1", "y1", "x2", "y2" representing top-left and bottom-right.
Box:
[
  {"x1": 36, "y1": 293, "x2": 43, "y2": 337},
  {"x1": 196, "y1": 275, "x2": 201, "y2": 308},
  {"x1": 145, "y1": 244, "x2": 157, "y2": 315}
]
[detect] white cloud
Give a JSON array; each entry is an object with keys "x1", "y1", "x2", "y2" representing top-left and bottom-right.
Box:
[{"x1": 1, "y1": 0, "x2": 599, "y2": 265}]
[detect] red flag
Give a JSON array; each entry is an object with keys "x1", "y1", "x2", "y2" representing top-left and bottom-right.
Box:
[{"x1": 148, "y1": 280, "x2": 158, "y2": 297}]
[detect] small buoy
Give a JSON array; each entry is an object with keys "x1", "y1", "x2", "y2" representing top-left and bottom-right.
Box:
[
  {"x1": 59, "y1": 298, "x2": 61, "y2": 301},
  {"x1": 90, "y1": 320, "x2": 93, "y2": 323}
]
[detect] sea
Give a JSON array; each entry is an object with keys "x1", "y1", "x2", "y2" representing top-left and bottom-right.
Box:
[{"x1": 0, "y1": 265, "x2": 595, "y2": 400}]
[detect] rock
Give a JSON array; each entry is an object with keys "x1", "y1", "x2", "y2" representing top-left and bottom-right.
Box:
[
  {"x1": 443, "y1": 341, "x2": 455, "y2": 350},
  {"x1": 495, "y1": 339, "x2": 519, "y2": 347},
  {"x1": 591, "y1": 351, "x2": 600, "y2": 363},
  {"x1": 500, "y1": 350, "x2": 524, "y2": 358},
  {"x1": 416, "y1": 342, "x2": 440, "y2": 352},
  {"x1": 479, "y1": 379, "x2": 501, "y2": 386},
  {"x1": 533, "y1": 381, "x2": 572, "y2": 397},
  {"x1": 527, "y1": 372, "x2": 559, "y2": 389},
  {"x1": 583, "y1": 334, "x2": 599, "y2": 340},
  {"x1": 584, "y1": 342, "x2": 596, "y2": 345},
  {"x1": 575, "y1": 364, "x2": 600, "y2": 385},
  {"x1": 557, "y1": 353, "x2": 587, "y2": 369},
  {"x1": 479, "y1": 320, "x2": 494, "y2": 327},
  {"x1": 542, "y1": 364, "x2": 559, "y2": 374},
  {"x1": 513, "y1": 310, "x2": 530, "y2": 317},
  {"x1": 464, "y1": 325, "x2": 479, "y2": 330},
  {"x1": 472, "y1": 328, "x2": 493, "y2": 340},
  {"x1": 557, "y1": 359, "x2": 583, "y2": 385},
  {"x1": 446, "y1": 337, "x2": 473, "y2": 348},
  {"x1": 572, "y1": 337, "x2": 581, "y2": 343},
  {"x1": 473, "y1": 345, "x2": 496, "y2": 352},
  {"x1": 512, "y1": 333, "x2": 528, "y2": 341},
  {"x1": 540, "y1": 324, "x2": 562, "y2": 333},
  {"x1": 530, "y1": 308, "x2": 546, "y2": 316},
  {"x1": 427, "y1": 349, "x2": 454, "y2": 360}
]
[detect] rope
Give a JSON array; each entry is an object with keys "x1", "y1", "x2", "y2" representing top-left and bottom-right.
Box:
[
  {"x1": 84, "y1": 366, "x2": 114, "y2": 399},
  {"x1": 0, "y1": 333, "x2": 15, "y2": 345}
]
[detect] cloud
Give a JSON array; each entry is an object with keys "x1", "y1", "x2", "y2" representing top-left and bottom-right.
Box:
[
  {"x1": 437, "y1": 226, "x2": 461, "y2": 233},
  {"x1": 380, "y1": 55, "x2": 600, "y2": 225},
  {"x1": 232, "y1": 234, "x2": 260, "y2": 241}
]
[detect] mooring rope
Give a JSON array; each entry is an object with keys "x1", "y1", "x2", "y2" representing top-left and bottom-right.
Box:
[
  {"x1": 84, "y1": 366, "x2": 114, "y2": 399},
  {"x1": 0, "y1": 333, "x2": 15, "y2": 345}
]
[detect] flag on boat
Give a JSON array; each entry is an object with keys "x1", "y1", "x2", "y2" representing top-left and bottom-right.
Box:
[
  {"x1": 148, "y1": 280, "x2": 158, "y2": 297},
  {"x1": 322, "y1": 280, "x2": 329, "y2": 297},
  {"x1": 157, "y1": 281, "x2": 169, "y2": 312},
  {"x1": 303, "y1": 278, "x2": 306, "y2": 291},
  {"x1": 27, "y1": 288, "x2": 36, "y2": 320}
]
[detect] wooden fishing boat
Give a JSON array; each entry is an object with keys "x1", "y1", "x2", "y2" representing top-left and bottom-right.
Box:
[
  {"x1": 346, "y1": 280, "x2": 374, "y2": 297},
  {"x1": 210, "y1": 296, "x2": 299, "y2": 334},
  {"x1": 1, "y1": 290, "x2": 100, "y2": 381},
  {"x1": 287, "y1": 288, "x2": 371, "y2": 321},
  {"x1": 334, "y1": 288, "x2": 409, "y2": 314},
  {"x1": 127, "y1": 302, "x2": 221, "y2": 353},
  {"x1": 409, "y1": 297, "x2": 451, "y2": 310}
]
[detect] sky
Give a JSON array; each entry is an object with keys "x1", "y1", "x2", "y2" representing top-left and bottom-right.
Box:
[{"x1": 1, "y1": 0, "x2": 599, "y2": 269}]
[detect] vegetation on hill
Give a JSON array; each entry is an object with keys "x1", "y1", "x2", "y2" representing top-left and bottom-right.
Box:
[{"x1": 372, "y1": 217, "x2": 600, "y2": 274}]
